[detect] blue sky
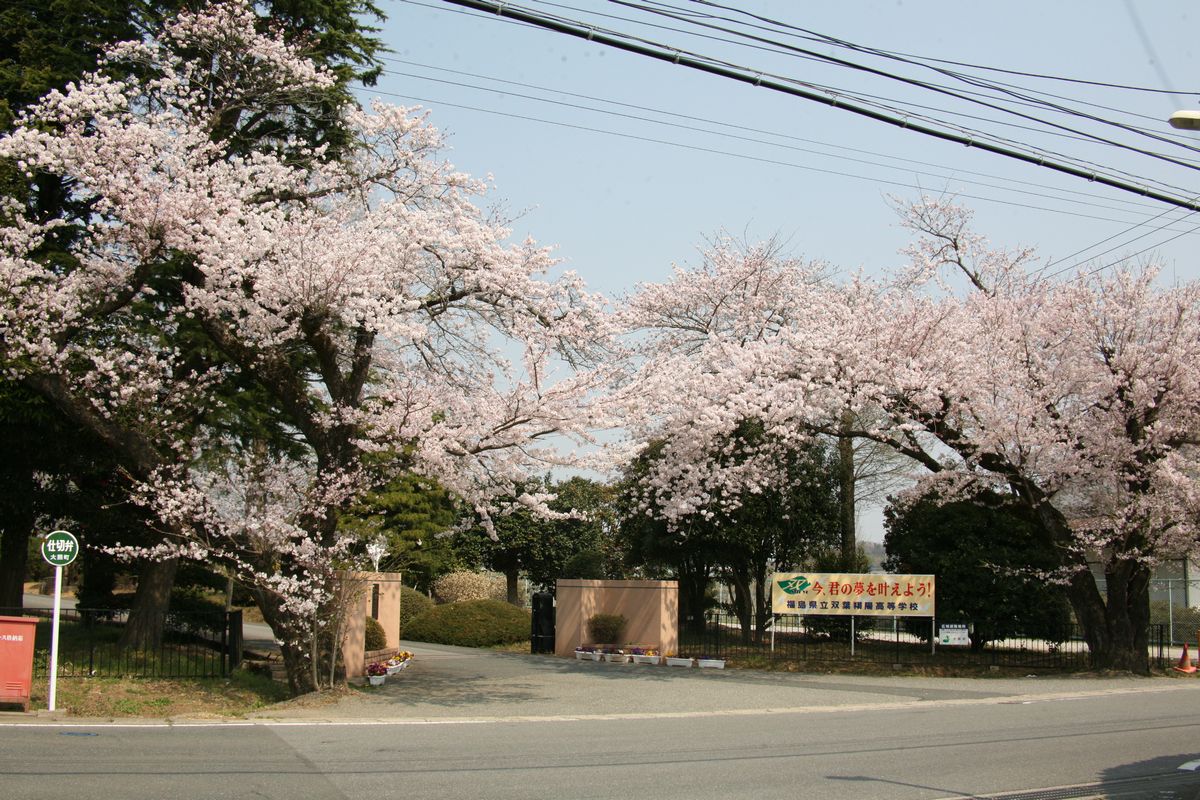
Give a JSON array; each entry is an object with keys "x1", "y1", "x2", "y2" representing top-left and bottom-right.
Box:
[{"x1": 359, "y1": 0, "x2": 1200, "y2": 538}]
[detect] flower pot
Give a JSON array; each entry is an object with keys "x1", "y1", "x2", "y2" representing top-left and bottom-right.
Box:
[
  {"x1": 574, "y1": 650, "x2": 589, "y2": 660},
  {"x1": 386, "y1": 661, "x2": 408, "y2": 675},
  {"x1": 665, "y1": 657, "x2": 693, "y2": 668},
  {"x1": 589, "y1": 652, "x2": 603, "y2": 661},
  {"x1": 697, "y1": 658, "x2": 725, "y2": 669},
  {"x1": 631, "y1": 654, "x2": 661, "y2": 665},
  {"x1": 604, "y1": 652, "x2": 630, "y2": 663},
  {"x1": 368, "y1": 674, "x2": 386, "y2": 686}
]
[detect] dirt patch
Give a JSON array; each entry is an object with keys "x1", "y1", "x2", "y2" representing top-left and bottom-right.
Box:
[{"x1": 261, "y1": 685, "x2": 355, "y2": 711}]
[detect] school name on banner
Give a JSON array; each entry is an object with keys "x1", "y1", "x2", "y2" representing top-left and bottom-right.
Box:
[{"x1": 771, "y1": 572, "x2": 935, "y2": 617}]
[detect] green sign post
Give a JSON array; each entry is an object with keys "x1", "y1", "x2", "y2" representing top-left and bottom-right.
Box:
[
  {"x1": 41, "y1": 530, "x2": 78, "y2": 711},
  {"x1": 41, "y1": 530, "x2": 79, "y2": 568}
]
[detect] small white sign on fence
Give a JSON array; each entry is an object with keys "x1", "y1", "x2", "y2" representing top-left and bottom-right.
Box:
[{"x1": 938, "y1": 623, "x2": 970, "y2": 647}]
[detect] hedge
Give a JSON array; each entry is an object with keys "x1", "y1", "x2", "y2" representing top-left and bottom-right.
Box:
[{"x1": 404, "y1": 599, "x2": 530, "y2": 648}]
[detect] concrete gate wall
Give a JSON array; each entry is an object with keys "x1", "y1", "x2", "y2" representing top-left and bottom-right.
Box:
[
  {"x1": 338, "y1": 571, "x2": 403, "y2": 678},
  {"x1": 554, "y1": 579, "x2": 678, "y2": 657}
]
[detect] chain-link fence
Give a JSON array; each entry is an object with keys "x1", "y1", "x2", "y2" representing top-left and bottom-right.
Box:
[{"x1": 1146, "y1": 578, "x2": 1200, "y2": 647}]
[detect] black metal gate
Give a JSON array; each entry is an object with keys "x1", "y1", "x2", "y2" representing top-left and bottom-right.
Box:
[{"x1": 530, "y1": 592, "x2": 556, "y2": 653}]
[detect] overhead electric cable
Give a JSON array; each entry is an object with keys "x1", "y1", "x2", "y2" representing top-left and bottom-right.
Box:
[
  {"x1": 378, "y1": 55, "x2": 1181, "y2": 211},
  {"x1": 535, "y1": 0, "x2": 1199, "y2": 151},
  {"x1": 603, "y1": 0, "x2": 1200, "y2": 166},
  {"x1": 375, "y1": 59, "x2": 1186, "y2": 217},
  {"x1": 1041, "y1": 202, "x2": 1200, "y2": 280},
  {"x1": 1076, "y1": 220, "x2": 1200, "y2": 279},
  {"x1": 438, "y1": 0, "x2": 1200, "y2": 213},
  {"x1": 679, "y1": 0, "x2": 1200, "y2": 95},
  {"x1": 450, "y1": 0, "x2": 1200, "y2": 195},
  {"x1": 358, "y1": 85, "x2": 1200, "y2": 233},
  {"x1": 626, "y1": 1, "x2": 1200, "y2": 151}
]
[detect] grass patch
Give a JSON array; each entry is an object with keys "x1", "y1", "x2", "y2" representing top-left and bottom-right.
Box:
[
  {"x1": 724, "y1": 654, "x2": 1091, "y2": 678},
  {"x1": 25, "y1": 669, "x2": 290, "y2": 717}
]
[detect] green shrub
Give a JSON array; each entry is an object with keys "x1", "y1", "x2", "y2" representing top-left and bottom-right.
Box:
[
  {"x1": 404, "y1": 599, "x2": 530, "y2": 647},
  {"x1": 364, "y1": 615, "x2": 388, "y2": 651},
  {"x1": 587, "y1": 613, "x2": 626, "y2": 645},
  {"x1": 400, "y1": 585, "x2": 434, "y2": 636}
]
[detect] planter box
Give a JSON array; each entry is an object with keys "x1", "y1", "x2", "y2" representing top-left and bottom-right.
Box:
[
  {"x1": 665, "y1": 657, "x2": 693, "y2": 668},
  {"x1": 574, "y1": 650, "x2": 592, "y2": 661},
  {"x1": 604, "y1": 652, "x2": 631, "y2": 663},
  {"x1": 367, "y1": 674, "x2": 386, "y2": 686},
  {"x1": 631, "y1": 654, "x2": 661, "y2": 665},
  {"x1": 386, "y1": 661, "x2": 409, "y2": 675},
  {"x1": 697, "y1": 658, "x2": 725, "y2": 669}
]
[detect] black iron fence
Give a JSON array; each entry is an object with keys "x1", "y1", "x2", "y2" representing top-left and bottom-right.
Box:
[
  {"x1": 0, "y1": 607, "x2": 242, "y2": 679},
  {"x1": 678, "y1": 612, "x2": 1167, "y2": 671}
]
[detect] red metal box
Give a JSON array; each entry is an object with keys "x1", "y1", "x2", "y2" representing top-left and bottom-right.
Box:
[{"x1": 0, "y1": 616, "x2": 39, "y2": 711}]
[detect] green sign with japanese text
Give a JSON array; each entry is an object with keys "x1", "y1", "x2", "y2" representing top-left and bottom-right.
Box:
[
  {"x1": 41, "y1": 530, "x2": 79, "y2": 568},
  {"x1": 772, "y1": 572, "x2": 935, "y2": 617}
]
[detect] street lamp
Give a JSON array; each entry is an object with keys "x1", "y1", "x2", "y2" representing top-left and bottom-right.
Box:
[{"x1": 1169, "y1": 109, "x2": 1200, "y2": 130}]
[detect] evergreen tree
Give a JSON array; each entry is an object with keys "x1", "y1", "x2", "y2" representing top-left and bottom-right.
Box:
[{"x1": 884, "y1": 491, "x2": 1074, "y2": 649}]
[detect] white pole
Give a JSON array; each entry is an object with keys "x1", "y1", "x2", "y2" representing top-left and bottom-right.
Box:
[
  {"x1": 1168, "y1": 580, "x2": 1174, "y2": 646},
  {"x1": 49, "y1": 564, "x2": 63, "y2": 712},
  {"x1": 770, "y1": 614, "x2": 775, "y2": 653},
  {"x1": 850, "y1": 616, "x2": 856, "y2": 657}
]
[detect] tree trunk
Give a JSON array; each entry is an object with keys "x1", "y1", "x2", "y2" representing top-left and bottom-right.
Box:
[
  {"x1": 119, "y1": 558, "x2": 178, "y2": 649},
  {"x1": 505, "y1": 568, "x2": 520, "y2": 605},
  {"x1": 726, "y1": 567, "x2": 753, "y2": 645},
  {"x1": 677, "y1": 558, "x2": 710, "y2": 636},
  {"x1": 1062, "y1": 559, "x2": 1151, "y2": 673},
  {"x1": 1030, "y1": 500, "x2": 1151, "y2": 674},
  {"x1": 0, "y1": 471, "x2": 34, "y2": 609},
  {"x1": 753, "y1": 558, "x2": 770, "y2": 645},
  {"x1": 254, "y1": 589, "x2": 319, "y2": 696},
  {"x1": 837, "y1": 414, "x2": 857, "y2": 571}
]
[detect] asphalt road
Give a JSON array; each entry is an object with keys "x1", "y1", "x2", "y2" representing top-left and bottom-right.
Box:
[{"x1": 4, "y1": 644, "x2": 1199, "y2": 800}]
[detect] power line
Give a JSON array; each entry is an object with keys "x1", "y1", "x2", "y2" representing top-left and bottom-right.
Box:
[
  {"x1": 1076, "y1": 219, "x2": 1200, "y2": 279},
  {"x1": 527, "y1": 0, "x2": 1200, "y2": 167},
  {"x1": 358, "y1": 84, "x2": 1200, "y2": 232},
  {"x1": 601, "y1": 0, "x2": 1200, "y2": 167},
  {"x1": 439, "y1": 0, "x2": 1200, "y2": 214},
  {"x1": 513, "y1": 0, "x2": 1200, "y2": 192},
  {"x1": 679, "y1": 0, "x2": 1200, "y2": 95},
  {"x1": 1042, "y1": 203, "x2": 1200, "y2": 280},
  {"x1": 374, "y1": 56, "x2": 1183, "y2": 218},
  {"x1": 427, "y1": 0, "x2": 1200, "y2": 196}
]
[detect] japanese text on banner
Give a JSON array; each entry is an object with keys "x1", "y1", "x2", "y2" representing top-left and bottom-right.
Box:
[{"x1": 771, "y1": 572, "x2": 935, "y2": 617}]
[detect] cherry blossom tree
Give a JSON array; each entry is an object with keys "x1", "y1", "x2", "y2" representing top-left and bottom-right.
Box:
[
  {"x1": 0, "y1": 2, "x2": 610, "y2": 693},
  {"x1": 624, "y1": 206, "x2": 1200, "y2": 672}
]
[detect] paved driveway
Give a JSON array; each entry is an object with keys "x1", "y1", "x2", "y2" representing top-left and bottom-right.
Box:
[{"x1": 250, "y1": 639, "x2": 1194, "y2": 723}]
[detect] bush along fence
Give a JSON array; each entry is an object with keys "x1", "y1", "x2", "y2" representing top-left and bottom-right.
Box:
[
  {"x1": 0, "y1": 607, "x2": 243, "y2": 679},
  {"x1": 678, "y1": 612, "x2": 1168, "y2": 671}
]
